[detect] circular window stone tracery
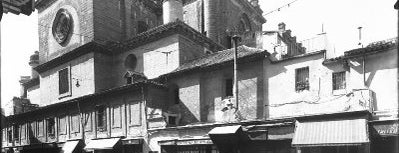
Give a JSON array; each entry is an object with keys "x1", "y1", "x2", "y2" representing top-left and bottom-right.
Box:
[{"x1": 52, "y1": 8, "x2": 73, "y2": 46}]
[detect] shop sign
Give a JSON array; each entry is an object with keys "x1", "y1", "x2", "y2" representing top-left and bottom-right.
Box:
[
  {"x1": 373, "y1": 122, "x2": 399, "y2": 136},
  {"x1": 176, "y1": 139, "x2": 213, "y2": 145}
]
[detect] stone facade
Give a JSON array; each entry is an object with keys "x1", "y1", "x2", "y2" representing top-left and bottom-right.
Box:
[{"x1": 3, "y1": 0, "x2": 398, "y2": 153}]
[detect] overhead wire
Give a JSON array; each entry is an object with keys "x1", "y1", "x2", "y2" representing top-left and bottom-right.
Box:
[{"x1": 262, "y1": 0, "x2": 301, "y2": 17}]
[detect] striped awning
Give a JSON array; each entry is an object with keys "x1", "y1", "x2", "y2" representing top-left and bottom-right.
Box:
[{"x1": 292, "y1": 119, "x2": 369, "y2": 147}]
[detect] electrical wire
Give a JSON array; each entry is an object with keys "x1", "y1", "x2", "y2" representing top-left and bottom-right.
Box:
[{"x1": 262, "y1": 0, "x2": 301, "y2": 17}]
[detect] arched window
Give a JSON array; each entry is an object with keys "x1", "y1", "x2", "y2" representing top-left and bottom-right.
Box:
[
  {"x1": 236, "y1": 14, "x2": 252, "y2": 34},
  {"x1": 124, "y1": 54, "x2": 138, "y2": 71}
]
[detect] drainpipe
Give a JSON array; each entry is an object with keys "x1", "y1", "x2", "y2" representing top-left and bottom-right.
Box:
[
  {"x1": 363, "y1": 56, "x2": 366, "y2": 87},
  {"x1": 232, "y1": 35, "x2": 241, "y2": 111}
]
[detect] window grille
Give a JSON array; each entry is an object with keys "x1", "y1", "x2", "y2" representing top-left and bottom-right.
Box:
[
  {"x1": 333, "y1": 71, "x2": 346, "y2": 90},
  {"x1": 295, "y1": 67, "x2": 309, "y2": 91}
]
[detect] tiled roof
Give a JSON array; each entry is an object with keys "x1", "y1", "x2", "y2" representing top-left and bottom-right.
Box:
[
  {"x1": 323, "y1": 37, "x2": 397, "y2": 64},
  {"x1": 118, "y1": 20, "x2": 224, "y2": 52},
  {"x1": 344, "y1": 37, "x2": 397, "y2": 57},
  {"x1": 163, "y1": 46, "x2": 268, "y2": 77},
  {"x1": 6, "y1": 80, "x2": 166, "y2": 119}
]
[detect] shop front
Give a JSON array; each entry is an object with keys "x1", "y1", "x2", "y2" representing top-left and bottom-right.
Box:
[
  {"x1": 292, "y1": 118, "x2": 370, "y2": 153},
  {"x1": 370, "y1": 119, "x2": 399, "y2": 153},
  {"x1": 159, "y1": 138, "x2": 218, "y2": 153},
  {"x1": 84, "y1": 138, "x2": 122, "y2": 153}
]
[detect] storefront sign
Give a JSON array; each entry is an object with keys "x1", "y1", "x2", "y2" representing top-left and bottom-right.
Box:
[{"x1": 372, "y1": 121, "x2": 399, "y2": 136}]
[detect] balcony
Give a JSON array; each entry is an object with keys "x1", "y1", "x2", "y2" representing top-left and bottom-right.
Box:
[{"x1": 269, "y1": 89, "x2": 374, "y2": 118}]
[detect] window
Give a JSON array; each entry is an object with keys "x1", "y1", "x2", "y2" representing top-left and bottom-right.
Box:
[
  {"x1": 112, "y1": 106, "x2": 122, "y2": 128},
  {"x1": 13, "y1": 125, "x2": 19, "y2": 142},
  {"x1": 84, "y1": 113, "x2": 92, "y2": 132},
  {"x1": 174, "y1": 88, "x2": 180, "y2": 104},
  {"x1": 333, "y1": 72, "x2": 346, "y2": 90},
  {"x1": 59, "y1": 116, "x2": 67, "y2": 135},
  {"x1": 38, "y1": 120, "x2": 44, "y2": 137},
  {"x1": 7, "y1": 128, "x2": 12, "y2": 143},
  {"x1": 295, "y1": 67, "x2": 309, "y2": 91},
  {"x1": 21, "y1": 124, "x2": 26, "y2": 140},
  {"x1": 96, "y1": 105, "x2": 107, "y2": 131},
  {"x1": 225, "y1": 78, "x2": 233, "y2": 97},
  {"x1": 129, "y1": 102, "x2": 141, "y2": 126},
  {"x1": 59, "y1": 68, "x2": 70, "y2": 95},
  {"x1": 71, "y1": 114, "x2": 80, "y2": 133},
  {"x1": 46, "y1": 118, "x2": 55, "y2": 138}
]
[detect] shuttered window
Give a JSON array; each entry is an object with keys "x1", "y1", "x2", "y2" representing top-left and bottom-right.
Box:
[
  {"x1": 129, "y1": 101, "x2": 141, "y2": 126},
  {"x1": 71, "y1": 114, "x2": 80, "y2": 133},
  {"x1": 96, "y1": 105, "x2": 107, "y2": 131},
  {"x1": 13, "y1": 125, "x2": 19, "y2": 142},
  {"x1": 59, "y1": 116, "x2": 67, "y2": 135},
  {"x1": 38, "y1": 120, "x2": 44, "y2": 137},
  {"x1": 59, "y1": 68, "x2": 70, "y2": 95},
  {"x1": 46, "y1": 118, "x2": 55, "y2": 138},
  {"x1": 112, "y1": 106, "x2": 122, "y2": 128},
  {"x1": 333, "y1": 72, "x2": 346, "y2": 90},
  {"x1": 295, "y1": 67, "x2": 309, "y2": 91}
]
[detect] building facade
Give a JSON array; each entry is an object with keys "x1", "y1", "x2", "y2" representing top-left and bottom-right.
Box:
[{"x1": 2, "y1": 0, "x2": 398, "y2": 153}]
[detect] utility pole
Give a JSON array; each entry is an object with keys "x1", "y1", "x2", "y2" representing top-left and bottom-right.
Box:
[{"x1": 232, "y1": 35, "x2": 241, "y2": 110}]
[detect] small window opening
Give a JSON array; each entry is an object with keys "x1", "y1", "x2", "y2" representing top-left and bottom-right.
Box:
[
  {"x1": 225, "y1": 78, "x2": 233, "y2": 97},
  {"x1": 96, "y1": 105, "x2": 107, "y2": 131}
]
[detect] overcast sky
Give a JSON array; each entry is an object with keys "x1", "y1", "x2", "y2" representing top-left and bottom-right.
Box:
[{"x1": 1, "y1": 0, "x2": 397, "y2": 108}]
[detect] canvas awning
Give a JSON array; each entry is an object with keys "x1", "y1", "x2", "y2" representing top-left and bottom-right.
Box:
[
  {"x1": 292, "y1": 119, "x2": 369, "y2": 147},
  {"x1": 60, "y1": 140, "x2": 80, "y2": 153},
  {"x1": 84, "y1": 138, "x2": 121, "y2": 151},
  {"x1": 208, "y1": 125, "x2": 249, "y2": 144}
]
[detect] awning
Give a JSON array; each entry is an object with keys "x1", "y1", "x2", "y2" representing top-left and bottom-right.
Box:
[
  {"x1": 84, "y1": 138, "x2": 121, "y2": 151},
  {"x1": 60, "y1": 140, "x2": 80, "y2": 153},
  {"x1": 208, "y1": 125, "x2": 248, "y2": 144},
  {"x1": 292, "y1": 119, "x2": 369, "y2": 147}
]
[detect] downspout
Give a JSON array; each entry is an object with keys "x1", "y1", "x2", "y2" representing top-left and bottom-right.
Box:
[{"x1": 363, "y1": 55, "x2": 366, "y2": 88}]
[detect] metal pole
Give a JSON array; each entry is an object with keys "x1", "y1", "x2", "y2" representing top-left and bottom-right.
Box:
[{"x1": 232, "y1": 35, "x2": 240, "y2": 111}]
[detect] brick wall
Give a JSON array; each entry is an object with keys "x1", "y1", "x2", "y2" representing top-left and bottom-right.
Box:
[
  {"x1": 38, "y1": 0, "x2": 94, "y2": 63},
  {"x1": 93, "y1": 0, "x2": 122, "y2": 42},
  {"x1": 168, "y1": 60, "x2": 264, "y2": 124}
]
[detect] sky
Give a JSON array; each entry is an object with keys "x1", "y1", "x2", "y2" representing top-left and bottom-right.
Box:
[{"x1": 0, "y1": 0, "x2": 397, "y2": 108}]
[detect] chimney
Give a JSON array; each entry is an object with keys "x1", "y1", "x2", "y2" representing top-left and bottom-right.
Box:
[
  {"x1": 162, "y1": 0, "x2": 183, "y2": 24},
  {"x1": 204, "y1": 0, "x2": 218, "y2": 41},
  {"x1": 278, "y1": 22, "x2": 286, "y2": 34},
  {"x1": 19, "y1": 76, "x2": 31, "y2": 98},
  {"x1": 29, "y1": 51, "x2": 39, "y2": 78}
]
